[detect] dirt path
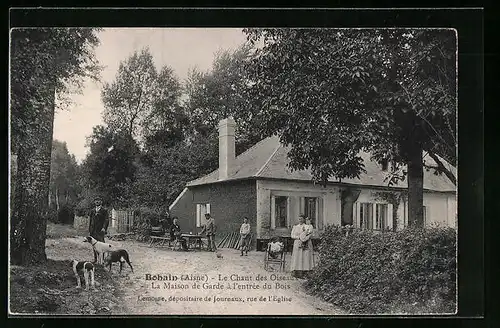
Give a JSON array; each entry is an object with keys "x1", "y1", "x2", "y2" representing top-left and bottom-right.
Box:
[{"x1": 47, "y1": 237, "x2": 343, "y2": 315}]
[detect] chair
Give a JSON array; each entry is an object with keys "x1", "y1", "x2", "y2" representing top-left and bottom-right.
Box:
[{"x1": 264, "y1": 239, "x2": 286, "y2": 272}]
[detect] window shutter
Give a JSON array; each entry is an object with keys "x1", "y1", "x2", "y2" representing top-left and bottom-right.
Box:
[
  {"x1": 404, "y1": 201, "x2": 409, "y2": 228},
  {"x1": 286, "y1": 197, "x2": 291, "y2": 228},
  {"x1": 196, "y1": 204, "x2": 201, "y2": 227},
  {"x1": 424, "y1": 206, "x2": 430, "y2": 226},
  {"x1": 299, "y1": 197, "x2": 305, "y2": 216},
  {"x1": 270, "y1": 196, "x2": 276, "y2": 229},
  {"x1": 317, "y1": 197, "x2": 324, "y2": 230},
  {"x1": 206, "y1": 203, "x2": 211, "y2": 214},
  {"x1": 370, "y1": 203, "x2": 375, "y2": 230},
  {"x1": 354, "y1": 202, "x2": 360, "y2": 228},
  {"x1": 387, "y1": 204, "x2": 393, "y2": 231}
]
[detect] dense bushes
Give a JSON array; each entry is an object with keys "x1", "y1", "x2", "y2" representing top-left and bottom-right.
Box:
[
  {"x1": 304, "y1": 225, "x2": 457, "y2": 314},
  {"x1": 47, "y1": 204, "x2": 75, "y2": 225}
]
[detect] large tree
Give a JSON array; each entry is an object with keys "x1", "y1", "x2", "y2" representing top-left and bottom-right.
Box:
[
  {"x1": 10, "y1": 28, "x2": 101, "y2": 265},
  {"x1": 183, "y1": 45, "x2": 265, "y2": 155},
  {"x1": 101, "y1": 47, "x2": 185, "y2": 146},
  {"x1": 132, "y1": 133, "x2": 219, "y2": 210},
  {"x1": 244, "y1": 28, "x2": 456, "y2": 227},
  {"x1": 80, "y1": 125, "x2": 140, "y2": 209}
]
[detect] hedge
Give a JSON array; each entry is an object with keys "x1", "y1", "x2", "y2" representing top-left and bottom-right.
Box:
[{"x1": 304, "y1": 225, "x2": 457, "y2": 314}]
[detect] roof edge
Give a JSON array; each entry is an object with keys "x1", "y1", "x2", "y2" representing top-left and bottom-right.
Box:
[
  {"x1": 254, "y1": 176, "x2": 456, "y2": 194},
  {"x1": 255, "y1": 143, "x2": 282, "y2": 177},
  {"x1": 186, "y1": 176, "x2": 455, "y2": 194}
]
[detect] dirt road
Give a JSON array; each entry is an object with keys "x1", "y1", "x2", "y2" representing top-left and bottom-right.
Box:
[{"x1": 46, "y1": 237, "x2": 342, "y2": 315}]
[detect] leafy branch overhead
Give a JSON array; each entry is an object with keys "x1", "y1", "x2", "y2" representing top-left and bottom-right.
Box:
[{"x1": 243, "y1": 28, "x2": 456, "y2": 187}]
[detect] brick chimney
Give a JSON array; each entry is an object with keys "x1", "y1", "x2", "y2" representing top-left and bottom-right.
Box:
[{"x1": 218, "y1": 117, "x2": 236, "y2": 180}]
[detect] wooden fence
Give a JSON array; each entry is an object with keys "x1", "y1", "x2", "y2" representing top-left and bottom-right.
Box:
[
  {"x1": 74, "y1": 209, "x2": 135, "y2": 234},
  {"x1": 112, "y1": 209, "x2": 135, "y2": 233}
]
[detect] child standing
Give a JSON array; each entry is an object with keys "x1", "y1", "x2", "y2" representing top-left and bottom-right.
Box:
[{"x1": 239, "y1": 217, "x2": 251, "y2": 256}]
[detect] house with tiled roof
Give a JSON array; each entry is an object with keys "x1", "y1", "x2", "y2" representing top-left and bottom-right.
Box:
[{"x1": 169, "y1": 118, "x2": 457, "y2": 250}]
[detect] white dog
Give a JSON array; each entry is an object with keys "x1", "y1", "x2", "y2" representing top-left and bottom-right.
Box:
[
  {"x1": 71, "y1": 260, "x2": 95, "y2": 290},
  {"x1": 83, "y1": 236, "x2": 114, "y2": 264}
]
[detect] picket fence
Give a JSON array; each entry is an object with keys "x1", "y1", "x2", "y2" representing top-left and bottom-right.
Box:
[{"x1": 73, "y1": 209, "x2": 136, "y2": 234}]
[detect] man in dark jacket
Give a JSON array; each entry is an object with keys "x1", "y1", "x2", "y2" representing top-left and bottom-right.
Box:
[
  {"x1": 170, "y1": 217, "x2": 188, "y2": 250},
  {"x1": 89, "y1": 197, "x2": 109, "y2": 262}
]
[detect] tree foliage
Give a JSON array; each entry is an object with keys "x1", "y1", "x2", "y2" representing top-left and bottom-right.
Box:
[
  {"x1": 101, "y1": 47, "x2": 187, "y2": 146},
  {"x1": 80, "y1": 125, "x2": 139, "y2": 209},
  {"x1": 133, "y1": 134, "x2": 219, "y2": 210},
  {"x1": 184, "y1": 45, "x2": 265, "y2": 155},
  {"x1": 243, "y1": 28, "x2": 456, "y2": 226},
  {"x1": 11, "y1": 28, "x2": 101, "y2": 154},
  {"x1": 49, "y1": 140, "x2": 80, "y2": 211}
]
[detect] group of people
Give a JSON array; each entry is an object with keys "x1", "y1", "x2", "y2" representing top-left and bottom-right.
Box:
[
  {"x1": 87, "y1": 197, "x2": 249, "y2": 255},
  {"x1": 88, "y1": 197, "x2": 314, "y2": 278},
  {"x1": 169, "y1": 213, "x2": 218, "y2": 251},
  {"x1": 169, "y1": 214, "x2": 252, "y2": 255}
]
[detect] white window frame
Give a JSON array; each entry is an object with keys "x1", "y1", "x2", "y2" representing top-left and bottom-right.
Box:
[
  {"x1": 300, "y1": 196, "x2": 323, "y2": 230},
  {"x1": 196, "y1": 203, "x2": 210, "y2": 228},
  {"x1": 271, "y1": 195, "x2": 289, "y2": 229},
  {"x1": 375, "y1": 203, "x2": 389, "y2": 231},
  {"x1": 358, "y1": 202, "x2": 374, "y2": 230},
  {"x1": 356, "y1": 201, "x2": 393, "y2": 231}
]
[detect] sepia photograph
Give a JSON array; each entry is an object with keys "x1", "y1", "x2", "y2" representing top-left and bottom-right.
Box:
[{"x1": 9, "y1": 20, "x2": 460, "y2": 316}]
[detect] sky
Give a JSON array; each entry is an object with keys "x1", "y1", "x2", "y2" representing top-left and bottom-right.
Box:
[{"x1": 52, "y1": 28, "x2": 247, "y2": 163}]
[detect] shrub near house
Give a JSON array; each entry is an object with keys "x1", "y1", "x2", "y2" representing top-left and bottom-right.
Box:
[{"x1": 305, "y1": 225, "x2": 456, "y2": 314}]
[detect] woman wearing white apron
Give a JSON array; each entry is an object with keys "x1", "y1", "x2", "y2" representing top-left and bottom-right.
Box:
[{"x1": 290, "y1": 215, "x2": 314, "y2": 278}]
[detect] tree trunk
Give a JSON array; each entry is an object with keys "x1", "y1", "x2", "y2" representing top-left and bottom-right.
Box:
[
  {"x1": 407, "y1": 139, "x2": 424, "y2": 228},
  {"x1": 10, "y1": 77, "x2": 56, "y2": 266},
  {"x1": 55, "y1": 186, "x2": 60, "y2": 212}
]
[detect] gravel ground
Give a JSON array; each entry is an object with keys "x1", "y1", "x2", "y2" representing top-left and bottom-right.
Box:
[{"x1": 13, "y1": 236, "x2": 343, "y2": 316}]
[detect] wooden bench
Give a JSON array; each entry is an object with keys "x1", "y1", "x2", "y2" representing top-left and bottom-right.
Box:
[{"x1": 149, "y1": 236, "x2": 172, "y2": 248}]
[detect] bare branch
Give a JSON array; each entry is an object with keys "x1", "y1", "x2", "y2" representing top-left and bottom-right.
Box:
[{"x1": 427, "y1": 151, "x2": 456, "y2": 186}]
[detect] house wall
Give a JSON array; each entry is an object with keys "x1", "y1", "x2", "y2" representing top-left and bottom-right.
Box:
[
  {"x1": 255, "y1": 179, "x2": 342, "y2": 239},
  {"x1": 424, "y1": 192, "x2": 457, "y2": 228},
  {"x1": 396, "y1": 191, "x2": 456, "y2": 230},
  {"x1": 255, "y1": 180, "x2": 457, "y2": 238},
  {"x1": 169, "y1": 188, "x2": 196, "y2": 231},
  {"x1": 170, "y1": 180, "x2": 257, "y2": 245}
]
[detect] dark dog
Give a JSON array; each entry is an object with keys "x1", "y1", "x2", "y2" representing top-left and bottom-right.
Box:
[{"x1": 103, "y1": 249, "x2": 134, "y2": 273}]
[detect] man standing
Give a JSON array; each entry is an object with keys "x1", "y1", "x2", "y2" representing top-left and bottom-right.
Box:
[
  {"x1": 89, "y1": 197, "x2": 109, "y2": 262},
  {"x1": 200, "y1": 213, "x2": 217, "y2": 252}
]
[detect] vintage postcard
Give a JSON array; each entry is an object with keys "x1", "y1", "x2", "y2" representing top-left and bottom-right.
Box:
[{"x1": 9, "y1": 11, "x2": 463, "y2": 316}]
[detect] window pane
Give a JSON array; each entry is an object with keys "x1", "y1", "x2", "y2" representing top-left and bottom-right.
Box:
[
  {"x1": 375, "y1": 204, "x2": 388, "y2": 230},
  {"x1": 304, "y1": 197, "x2": 317, "y2": 227},
  {"x1": 359, "y1": 204, "x2": 366, "y2": 228},
  {"x1": 275, "y1": 196, "x2": 288, "y2": 228},
  {"x1": 367, "y1": 204, "x2": 373, "y2": 230},
  {"x1": 361, "y1": 203, "x2": 373, "y2": 230}
]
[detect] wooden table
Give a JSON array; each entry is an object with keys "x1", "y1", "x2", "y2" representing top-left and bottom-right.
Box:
[{"x1": 180, "y1": 234, "x2": 205, "y2": 251}]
